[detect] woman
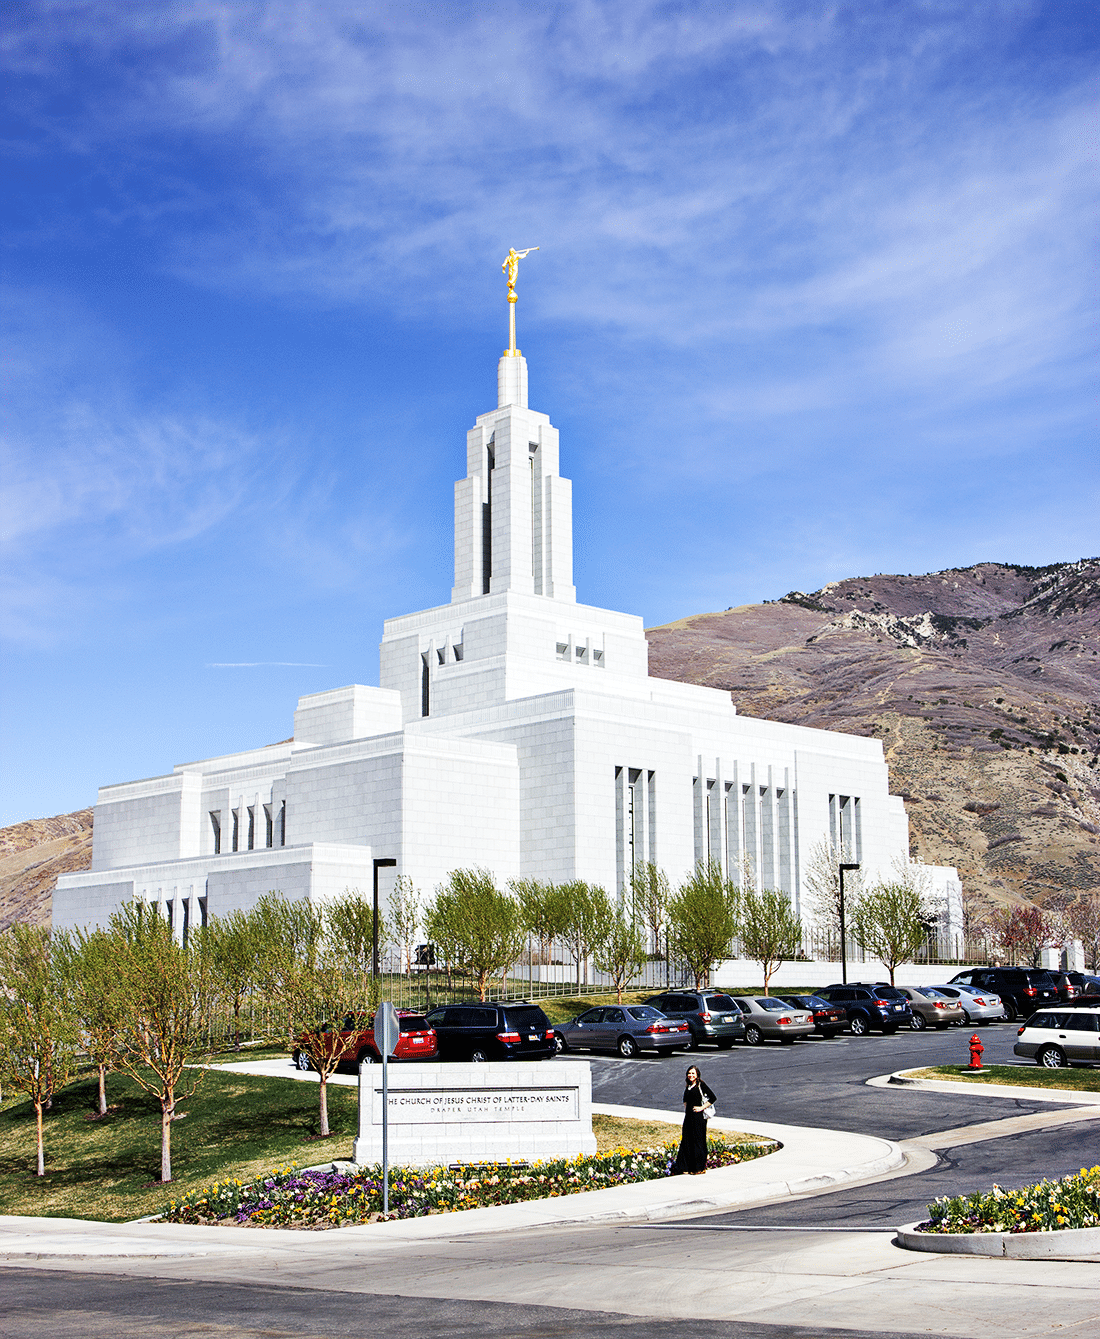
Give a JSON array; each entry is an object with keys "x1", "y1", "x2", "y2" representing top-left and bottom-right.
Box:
[{"x1": 674, "y1": 1064, "x2": 716, "y2": 1175}]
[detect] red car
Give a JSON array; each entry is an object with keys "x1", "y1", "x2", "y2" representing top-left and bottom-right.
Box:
[{"x1": 293, "y1": 1010, "x2": 437, "y2": 1071}]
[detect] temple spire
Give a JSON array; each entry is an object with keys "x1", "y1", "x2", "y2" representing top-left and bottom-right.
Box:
[{"x1": 501, "y1": 246, "x2": 539, "y2": 357}]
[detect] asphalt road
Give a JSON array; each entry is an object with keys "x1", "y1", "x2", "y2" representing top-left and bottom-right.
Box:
[{"x1": 584, "y1": 1019, "x2": 1063, "y2": 1139}]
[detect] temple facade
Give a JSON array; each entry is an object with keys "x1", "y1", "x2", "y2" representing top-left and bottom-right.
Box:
[{"x1": 53, "y1": 330, "x2": 962, "y2": 939}]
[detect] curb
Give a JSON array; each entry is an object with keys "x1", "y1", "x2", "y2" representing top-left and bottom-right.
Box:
[
  {"x1": 880, "y1": 1069, "x2": 1100, "y2": 1105},
  {"x1": 895, "y1": 1219, "x2": 1100, "y2": 1259}
]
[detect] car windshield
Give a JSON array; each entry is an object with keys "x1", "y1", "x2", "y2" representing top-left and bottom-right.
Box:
[
  {"x1": 504, "y1": 1007, "x2": 547, "y2": 1030},
  {"x1": 804, "y1": 996, "x2": 829, "y2": 1008},
  {"x1": 875, "y1": 986, "x2": 906, "y2": 999},
  {"x1": 755, "y1": 998, "x2": 791, "y2": 1011},
  {"x1": 398, "y1": 1015, "x2": 429, "y2": 1031},
  {"x1": 627, "y1": 1006, "x2": 661, "y2": 1020},
  {"x1": 706, "y1": 995, "x2": 738, "y2": 1010},
  {"x1": 915, "y1": 988, "x2": 944, "y2": 999}
]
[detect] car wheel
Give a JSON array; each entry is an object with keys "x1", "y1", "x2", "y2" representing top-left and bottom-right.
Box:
[
  {"x1": 962, "y1": 1010, "x2": 972, "y2": 1024},
  {"x1": 848, "y1": 1014, "x2": 869, "y2": 1036},
  {"x1": 1004, "y1": 1000, "x2": 1018, "y2": 1022},
  {"x1": 717, "y1": 1038, "x2": 734, "y2": 1050},
  {"x1": 294, "y1": 1050, "x2": 311, "y2": 1072},
  {"x1": 1037, "y1": 1045, "x2": 1066, "y2": 1069},
  {"x1": 910, "y1": 1013, "x2": 927, "y2": 1031},
  {"x1": 744, "y1": 1024, "x2": 763, "y2": 1046},
  {"x1": 553, "y1": 1032, "x2": 568, "y2": 1055},
  {"x1": 683, "y1": 1031, "x2": 698, "y2": 1051},
  {"x1": 358, "y1": 1050, "x2": 376, "y2": 1065},
  {"x1": 469, "y1": 1047, "x2": 490, "y2": 1063},
  {"x1": 618, "y1": 1035, "x2": 639, "y2": 1059}
]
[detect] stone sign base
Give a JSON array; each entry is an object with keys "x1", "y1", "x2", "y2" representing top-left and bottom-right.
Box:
[{"x1": 352, "y1": 1060, "x2": 596, "y2": 1168}]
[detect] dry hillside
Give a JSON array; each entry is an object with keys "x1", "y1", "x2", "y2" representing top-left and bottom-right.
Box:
[
  {"x1": 0, "y1": 809, "x2": 94, "y2": 930},
  {"x1": 647, "y1": 559, "x2": 1100, "y2": 916}
]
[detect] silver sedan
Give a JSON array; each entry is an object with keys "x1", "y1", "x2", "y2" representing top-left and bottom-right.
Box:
[
  {"x1": 930, "y1": 983, "x2": 1005, "y2": 1024},
  {"x1": 732, "y1": 996, "x2": 815, "y2": 1045}
]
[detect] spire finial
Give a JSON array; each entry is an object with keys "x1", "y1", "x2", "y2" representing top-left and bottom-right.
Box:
[{"x1": 502, "y1": 247, "x2": 539, "y2": 356}]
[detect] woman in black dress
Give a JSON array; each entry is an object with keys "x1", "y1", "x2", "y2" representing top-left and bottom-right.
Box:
[{"x1": 674, "y1": 1064, "x2": 716, "y2": 1175}]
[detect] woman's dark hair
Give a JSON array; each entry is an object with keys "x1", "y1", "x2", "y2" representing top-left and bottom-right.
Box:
[{"x1": 685, "y1": 1064, "x2": 703, "y2": 1085}]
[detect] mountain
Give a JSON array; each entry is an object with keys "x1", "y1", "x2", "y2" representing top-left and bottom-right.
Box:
[
  {"x1": 646, "y1": 559, "x2": 1100, "y2": 915},
  {"x1": 0, "y1": 809, "x2": 94, "y2": 931}
]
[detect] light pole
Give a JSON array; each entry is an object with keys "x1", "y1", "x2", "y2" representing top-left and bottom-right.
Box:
[
  {"x1": 372, "y1": 858, "x2": 397, "y2": 979},
  {"x1": 838, "y1": 862, "x2": 860, "y2": 985}
]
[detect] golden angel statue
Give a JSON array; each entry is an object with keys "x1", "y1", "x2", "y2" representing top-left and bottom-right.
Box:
[{"x1": 502, "y1": 246, "x2": 539, "y2": 298}]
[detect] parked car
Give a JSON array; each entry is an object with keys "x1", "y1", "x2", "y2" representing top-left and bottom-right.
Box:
[
  {"x1": 292, "y1": 1010, "x2": 437, "y2": 1071},
  {"x1": 1064, "y1": 972, "x2": 1100, "y2": 996},
  {"x1": 423, "y1": 1000, "x2": 556, "y2": 1062},
  {"x1": 779, "y1": 994, "x2": 846, "y2": 1038},
  {"x1": 1013, "y1": 1006, "x2": 1100, "y2": 1068},
  {"x1": 816, "y1": 985, "x2": 911, "y2": 1034},
  {"x1": 948, "y1": 967, "x2": 1059, "y2": 1022},
  {"x1": 554, "y1": 1004, "x2": 690, "y2": 1058},
  {"x1": 731, "y1": 996, "x2": 815, "y2": 1045},
  {"x1": 892, "y1": 986, "x2": 965, "y2": 1030},
  {"x1": 642, "y1": 990, "x2": 746, "y2": 1048},
  {"x1": 1046, "y1": 971, "x2": 1080, "y2": 1004},
  {"x1": 929, "y1": 983, "x2": 1005, "y2": 1025}
]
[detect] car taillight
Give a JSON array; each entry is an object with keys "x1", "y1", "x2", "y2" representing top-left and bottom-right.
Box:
[
  {"x1": 545, "y1": 1029, "x2": 555, "y2": 1040},
  {"x1": 777, "y1": 1017, "x2": 791, "y2": 1025},
  {"x1": 1017, "y1": 1025, "x2": 1026, "y2": 1035},
  {"x1": 873, "y1": 999, "x2": 890, "y2": 1007},
  {"x1": 934, "y1": 1002, "x2": 947, "y2": 1009},
  {"x1": 497, "y1": 1031, "x2": 521, "y2": 1043},
  {"x1": 646, "y1": 1024, "x2": 663, "y2": 1033},
  {"x1": 973, "y1": 997, "x2": 986, "y2": 1005},
  {"x1": 1025, "y1": 987, "x2": 1037, "y2": 996},
  {"x1": 700, "y1": 1011, "x2": 712, "y2": 1021}
]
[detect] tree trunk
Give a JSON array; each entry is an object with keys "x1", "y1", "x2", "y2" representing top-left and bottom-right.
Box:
[
  {"x1": 319, "y1": 1075, "x2": 330, "y2": 1138},
  {"x1": 97, "y1": 1062, "x2": 107, "y2": 1116},
  {"x1": 35, "y1": 1099, "x2": 44, "y2": 1177},
  {"x1": 234, "y1": 997, "x2": 242, "y2": 1050},
  {"x1": 477, "y1": 969, "x2": 489, "y2": 1001},
  {"x1": 160, "y1": 1091, "x2": 175, "y2": 1183}
]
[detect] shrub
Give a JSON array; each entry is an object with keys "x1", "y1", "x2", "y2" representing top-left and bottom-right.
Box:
[{"x1": 923, "y1": 1166, "x2": 1100, "y2": 1234}]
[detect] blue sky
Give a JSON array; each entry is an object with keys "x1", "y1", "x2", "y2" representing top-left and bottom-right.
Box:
[{"x1": 2, "y1": 1, "x2": 1097, "y2": 826}]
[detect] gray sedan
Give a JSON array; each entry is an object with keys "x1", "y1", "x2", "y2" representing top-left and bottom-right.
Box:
[
  {"x1": 930, "y1": 983, "x2": 1005, "y2": 1024},
  {"x1": 553, "y1": 1005, "x2": 690, "y2": 1058},
  {"x1": 732, "y1": 996, "x2": 815, "y2": 1045}
]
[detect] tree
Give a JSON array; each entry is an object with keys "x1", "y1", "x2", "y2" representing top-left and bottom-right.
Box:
[
  {"x1": 1067, "y1": 895, "x2": 1100, "y2": 973},
  {"x1": 425, "y1": 869, "x2": 526, "y2": 1001},
  {"x1": 283, "y1": 943, "x2": 367, "y2": 1138},
  {"x1": 109, "y1": 902, "x2": 218, "y2": 1183},
  {"x1": 986, "y1": 903, "x2": 1054, "y2": 967},
  {"x1": 559, "y1": 881, "x2": 614, "y2": 988},
  {"x1": 0, "y1": 924, "x2": 77, "y2": 1176},
  {"x1": 511, "y1": 877, "x2": 569, "y2": 967},
  {"x1": 205, "y1": 910, "x2": 260, "y2": 1050},
  {"x1": 592, "y1": 905, "x2": 647, "y2": 1002},
  {"x1": 801, "y1": 837, "x2": 860, "y2": 948},
  {"x1": 850, "y1": 881, "x2": 928, "y2": 986},
  {"x1": 388, "y1": 876, "x2": 423, "y2": 975},
  {"x1": 738, "y1": 888, "x2": 802, "y2": 994},
  {"x1": 667, "y1": 862, "x2": 739, "y2": 989},
  {"x1": 630, "y1": 863, "x2": 670, "y2": 958},
  {"x1": 325, "y1": 889, "x2": 379, "y2": 975},
  {"x1": 250, "y1": 892, "x2": 324, "y2": 1045},
  {"x1": 60, "y1": 927, "x2": 127, "y2": 1113}
]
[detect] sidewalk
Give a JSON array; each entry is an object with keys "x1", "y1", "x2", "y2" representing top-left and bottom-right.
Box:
[{"x1": 0, "y1": 1104, "x2": 902, "y2": 1254}]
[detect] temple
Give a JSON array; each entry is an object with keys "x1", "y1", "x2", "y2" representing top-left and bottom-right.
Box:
[{"x1": 53, "y1": 274, "x2": 962, "y2": 940}]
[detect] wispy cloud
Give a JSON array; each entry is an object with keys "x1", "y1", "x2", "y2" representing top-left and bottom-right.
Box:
[{"x1": 207, "y1": 662, "x2": 328, "y2": 668}]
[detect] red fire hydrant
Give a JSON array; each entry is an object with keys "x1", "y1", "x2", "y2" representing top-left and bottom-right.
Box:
[{"x1": 967, "y1": 1033, "x2": 984, "y2": 1070}]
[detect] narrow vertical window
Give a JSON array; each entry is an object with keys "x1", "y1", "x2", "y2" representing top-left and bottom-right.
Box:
[
  {"x1": 421, "y1": 652, "x2": 430, "y2": 717},
  {"x1": 279, "y1": 800, "x2": 286, "y2": 847},
  {"x1": 232, "y1": 809, "x2": 240, "y2": 852},
  {"x1": 210, "y1": 811, "x2": 221, "y2": 855},
  {"x1": 264, "y1": 804, "x2": 273, "y2": 849},
  {"x1": 481, "y1": 445, "x2": 494, "y2": 594},
  {"x1": 247, "y1": 806, "x2": 255, "y2": 851}
]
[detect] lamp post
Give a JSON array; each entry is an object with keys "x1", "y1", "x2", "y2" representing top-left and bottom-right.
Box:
[
  {"x1": 372, "y1": 858, "x2": 397, "y2": 979},
  {"x1": 838, "y1": 862, "x2": 860, "y2": 985}
]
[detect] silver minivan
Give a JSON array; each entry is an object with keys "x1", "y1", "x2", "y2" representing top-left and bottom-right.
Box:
[{"x1": 1013, "y1": 1006, "x2": 1100, "y2": 1068}]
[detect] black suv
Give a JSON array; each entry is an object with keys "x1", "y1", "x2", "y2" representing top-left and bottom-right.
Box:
[
  {"x1": 816, "y1": 984, "x2": 911, "y2": 1035},
  {"x1": 642, "y1": 990, "x2": 745, "y2": 1048},
  {"x1": 948, "y1": 967, "x2": 1059, "y2": 1022},
  {"x1": 423, "y1": 1001, "x2": 555, "y2": 1062}
]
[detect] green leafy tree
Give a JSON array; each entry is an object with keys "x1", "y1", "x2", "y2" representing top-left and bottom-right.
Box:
[
  {"x1": 109, "y1": 903, "x2": 219, "y2": 1183},
  {"x1": 284, "y1": 944, "x2": 368, "y2": 1138},
  {"x1": 738, "y1": 888, "x2": 802, "y2": 994},
  {"x1": 511, "y1": 877, "x2": 570, "y2": 967},
  {"x1": 850, "y1": 880, "x2": 930, "y2": 985},
  {"x1": 388, "y1": 875, "x2": 423, "y2": 975},
  {"x1": 325, "y1": 889, "x2": 380, "y2": 975},
  {"x1": 668, "y1": 861, "x2": 739, "y2": 989},
  {"x1": 250, "y1": 892, "x2": 324, "y2": 1045},
  {"x1": 0, "y1": 924, "x2": 78, "y2": 1176},
  {"x1": 630, "y1": 863, "x2": 670, "y2": 958},
  {"x1": 205, "y1": 910, "x2": 260, "y2": 1050},
  {"x1": 592, "y1": 905, "x2": 647, "y2": 1002},
  {"x1": 559, "y1": 881, "x2": 615, "y2": 988},
  {"x1": 60, "y1": 927, "x2": 127, "y2": 1112},
  {"x1": 425, "y1": 869, "x2": 525, "y2": 1000}
]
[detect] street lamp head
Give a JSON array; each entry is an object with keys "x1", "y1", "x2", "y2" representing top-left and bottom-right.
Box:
[{"x1": 840, "y1": 863, "x2": 861, "y2": 872}]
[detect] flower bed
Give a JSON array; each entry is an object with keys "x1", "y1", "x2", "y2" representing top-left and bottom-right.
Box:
[
  {"x1": 164, "y1": 1136, "x2": 777, "y2": 1228},
  {"x1": 921, "y1": 1166, "x2": 1100, "y2": 1234}
]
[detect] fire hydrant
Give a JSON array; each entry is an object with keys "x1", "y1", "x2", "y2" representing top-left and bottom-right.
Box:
[{"x1": 967, "y1": 1033, "x2": 984, "y2": 1070}]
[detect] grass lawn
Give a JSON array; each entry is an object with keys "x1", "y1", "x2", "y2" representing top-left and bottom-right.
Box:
[
  {"x1": 910, "y1": 1064, "x2": 1100, "y2": 1092},
  {"x1": 0, "y1": 1066, "x2": 759, "y2": 1223}
]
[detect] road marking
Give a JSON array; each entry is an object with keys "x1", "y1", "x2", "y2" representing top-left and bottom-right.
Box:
[{"x1": 633, "y1": 1224, "x2": 894, "y2": 1232}]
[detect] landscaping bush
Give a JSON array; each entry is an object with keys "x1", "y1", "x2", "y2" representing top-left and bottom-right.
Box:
[
  {"x1": 922, "y1": 1166, "x2": 1100, "y2": 1234},
  {"x1": 165, "y1": 1135, "x2": 778, "y2": 1227}
]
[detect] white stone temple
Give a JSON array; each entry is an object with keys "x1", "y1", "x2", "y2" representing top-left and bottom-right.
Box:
[{"x1": 53, "y1": 276, "x2": 962, "y2": 941}]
